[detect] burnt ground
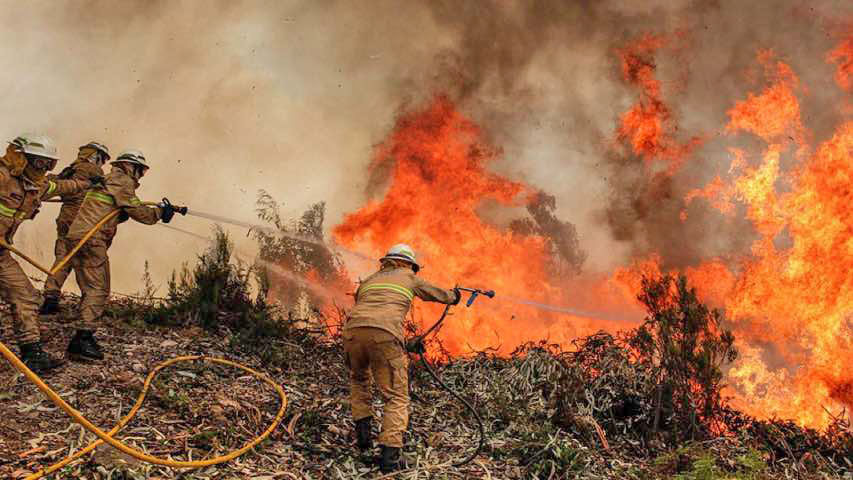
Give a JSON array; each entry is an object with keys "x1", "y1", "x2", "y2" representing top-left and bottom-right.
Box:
[{"x1": 1, "y1": 295, "x2": 850, "y2": 480}]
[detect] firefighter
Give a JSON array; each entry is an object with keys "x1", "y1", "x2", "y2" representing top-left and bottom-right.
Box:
[
  {"x1": 39, "y1": 141, "x2": 110, "y2": 314},
  {"x1": 64, "y1": 149, "x2": 180, "y2": 361},
  {"x1": 343, "y1": 244, "x2": 460, "y2": 473},
  {"x1": 0, "y1": 134, "x2": 98, "y2": 373}
]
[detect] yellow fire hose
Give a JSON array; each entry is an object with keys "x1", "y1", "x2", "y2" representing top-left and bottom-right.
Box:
[{"x1": 0, "y1": 203, "x2": 289, "y2": 478}]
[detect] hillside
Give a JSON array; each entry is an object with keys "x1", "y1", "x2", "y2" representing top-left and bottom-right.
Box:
[{"x1": 1, "y1": 234, "x2": 850, "y2": 480}]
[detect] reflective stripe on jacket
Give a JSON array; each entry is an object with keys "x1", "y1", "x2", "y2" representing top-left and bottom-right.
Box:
[
  {"x1": 344, "y1": 266, "x2": 457, "y2": 342},
  {"x1": 66, "y1": 168, "x2": 160, "y2": 247}
]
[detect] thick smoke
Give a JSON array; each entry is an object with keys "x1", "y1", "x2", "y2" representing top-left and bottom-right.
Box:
[
  {"x1": 410, "y1": 0, "x2": 853, "y2": 272},
  {"x1": 1, "y1": 0, "x2": 851, "y2": 289},
  {"x1": 0, "y1": 0, "x2": 443, "y2": 292}
]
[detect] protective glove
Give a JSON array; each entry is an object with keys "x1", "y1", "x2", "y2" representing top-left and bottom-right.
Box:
[
  {"x1": 451, "y1": 287, "x2": 462, "y2": 305},
  {"x1": 117, "y1": 210, "x2": 130, "y2": 223},
  {"x1": 158, "y1": 201, "x2": 176, "y2": 224},
  {"x1": 89, "y1": 175, "x2": 105, "y2": 187},
  {"x1": 405, "y1": 336, "x2": 426, "y2": 354},
  {"x1": 57, "y1": 166, "x2": 75, "y2": 180}
]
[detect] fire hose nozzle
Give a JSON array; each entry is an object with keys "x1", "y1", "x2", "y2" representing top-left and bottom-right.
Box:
[
  {"x1": 457, "y1": 286, "x2": 496, "y2": 307},
  {"x1": 160, "y1": 197, "x2": 188, "y2": 216}
]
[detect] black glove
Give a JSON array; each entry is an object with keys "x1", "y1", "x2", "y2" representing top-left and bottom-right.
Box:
[
  {"x1": 89, "y1": 175, "x2": 105, "y2": 187},
  {"x1": 117, "y1": 210, "x2": 130, "y2": 223},
  {"x1": 405, "y1": 336, "x2": 426, "y2": 354},
  {"x1": 159, "y1": 202, "x2": 176, "y2": 224},
  {"x1": 451, "y1": 287, "x2": 462, "y2": 305},
  {"x1": 157, "y1": 197, "x2": 186, "y2": 224},
  {"x1": 57, "y1": 166, "x2": 75, "y2": 180}
]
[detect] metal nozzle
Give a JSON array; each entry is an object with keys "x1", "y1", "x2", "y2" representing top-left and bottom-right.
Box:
[{"x1": 457, "y1": 286, "x2": 496, "y2": 307}]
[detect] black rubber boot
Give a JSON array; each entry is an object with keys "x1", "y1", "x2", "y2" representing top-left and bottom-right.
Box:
[
  {"x1": 355, "y1": 417, "x2": 373, "y2": 450},
  {"x1": 19, "y1": 342, "x2": 65, "y2": 374},
  {"x1": 379, "y1": 445, "x2": 405, "y2": 473},
  {"x1": 67, "y1": 330, "x2": 104, "y2": 361},
  {"x1": 39, "y1": 295, "x2": 60, "y2": 315}
]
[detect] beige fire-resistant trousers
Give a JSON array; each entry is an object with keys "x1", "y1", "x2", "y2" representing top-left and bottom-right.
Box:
[
  {"x1": 0, "y1": 249, "x2": 41, "y2": 345},
  {"x1": 343, "y1": 326, "x2": 409, "y2": 448},
  {"x1": 70, "y1": 242, "x2": 110, "y2": 331}
]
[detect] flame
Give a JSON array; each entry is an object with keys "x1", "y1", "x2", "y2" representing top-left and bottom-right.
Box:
[
  {"x1": 616, "y1": 33, "x2": 701, "y2": 175},
  {"x1": 326, "y1": 36, "x2": 853, "y2": 431},
  {"x1": 726, "y1": 50, "x2": 806, "y2": 145},
  {"x1": 684, "y1": 49, "x2": 853, "y2": 428},
  {"x1": 828, "y1": 34, "x2": 853, "y2": 91},
  {"x1": 333, "y1": 96, "x2": 636, "y2": 354}
]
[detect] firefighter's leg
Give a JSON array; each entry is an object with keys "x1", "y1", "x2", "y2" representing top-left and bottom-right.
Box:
[
  {"x1": 68, "y1": 245, "x2": 109, "y2": 360},
  {"x1": 344, "y1": 328, "x2": 374, "y2": 422},
  {"x1": 41, "y1": 237, "x2": 71, "y2": 313},
  {"x1": 369, "y1": 330, "x2": 409, "y2": 448},
  {"x1": 0, "y1": 249, "x2": 63, "y2": 372}
]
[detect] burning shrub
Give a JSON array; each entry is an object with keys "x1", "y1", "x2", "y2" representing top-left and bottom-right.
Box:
[
  {"x1": 253, "y1": 190, "x2": 350, "y2": 326},
  {"x1": 553, "y1": 273, "x2": 737, "y2": 448},
  {"x1": 632, "y1": 273, "x2": 737, "y2": 438}
]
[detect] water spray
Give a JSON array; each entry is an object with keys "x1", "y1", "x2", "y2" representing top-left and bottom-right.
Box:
[
  {"x1": 158, "y1": 223, "x2": 349, "y2": 304},
  {"x1": 185, "y1": 208, "x2": 373, "y2": 261},
  {"x1": 172, "y1": 212, "x2": 631, "y2": 322}
]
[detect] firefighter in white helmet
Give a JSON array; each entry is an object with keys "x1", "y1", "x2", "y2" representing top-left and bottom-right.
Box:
[
  {"x1": 343, "y1": 243, "x2": 460, "y2": 472},
  {"x1": 64, "y1": 149, "x2": 184, "y2": 361},
  {"x1": 0, "y1": 134, "x2": 99, "y2": 373},
  {"x1": 40, "y1": 141, "x2": 110, "y2": 314}
]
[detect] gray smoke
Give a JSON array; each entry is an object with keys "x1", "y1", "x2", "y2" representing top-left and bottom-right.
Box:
[{"x1": 0, "y1": 0, "x2": 851, "y2": 295}]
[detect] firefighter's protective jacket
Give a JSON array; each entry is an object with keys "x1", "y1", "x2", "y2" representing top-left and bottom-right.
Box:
[
  {"x1": 0, "y1": 164, "x2": 90, "y2": 244},
  {"x1": 345, "y1": 265, "x2": 457, "y2": 342},
  {"x1": 66, "y1": 168, "x2": 161, "y2": 247},
  {"x1": 53, "y1": 159, "x2": 104, "y2": 237}
]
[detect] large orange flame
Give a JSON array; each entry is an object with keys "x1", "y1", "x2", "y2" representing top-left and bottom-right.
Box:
[
  {"x1": 333, "y1": 96, "x2": 638, "y2": 355},
  {"x1": 686, "y1": 49, "x2": 853, "y2": 428}
]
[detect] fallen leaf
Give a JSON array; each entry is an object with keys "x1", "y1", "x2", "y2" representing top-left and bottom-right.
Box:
[
  {"x1": 18, "y1": 446, "x2": 44, "y2": 458},
  {"x1": 287, "y1": 412, "x2": 302, "y2": 437},
  {"x1": 218, "y1": 398, "x2": 241, "y2": 409}
]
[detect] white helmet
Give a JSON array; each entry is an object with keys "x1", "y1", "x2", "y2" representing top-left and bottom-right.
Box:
[
  {"x1": 112, "y1": 149, "x2": 148, "y2": 169},
  {"x1": 79, "y1": 141, "x2": 110, "y2": 160},
  {"x1": 381, "y1": 243, "x2": 421, "y2": 272},
  {"x1": 10, "y1": 133, "x2": 60, "y2": 160}
]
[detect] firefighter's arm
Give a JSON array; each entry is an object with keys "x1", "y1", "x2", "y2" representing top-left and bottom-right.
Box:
[
  {"x1": 42, "y1": 161, "x2": 103, "y2": 199},
  {"x1": 108, "y1": 177, "x2": 160, "y2": 225},
  {"x1": 412, "y1": 276, "x2": 460, "y2": 305},
  {"x1": 123, "y1": 201, "x2": 161, "y2": 225},
  {"x1": 42, "y1": 177, "x2": 91, "y2": 199}
]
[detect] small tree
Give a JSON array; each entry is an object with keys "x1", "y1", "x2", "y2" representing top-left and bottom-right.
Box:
[
  {"x1": 630, "y1": 274, "x2": 737, "y2": 438},
  {"x1": 509, "y1": 192, "x2": 587, "y2": 277},
  {"x1": 252, "y1": 191, "x2": 351, "y2": 322},
  {"x1": 153, "y1": 227, "x2": 255, "y2": 329}
]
